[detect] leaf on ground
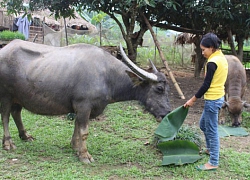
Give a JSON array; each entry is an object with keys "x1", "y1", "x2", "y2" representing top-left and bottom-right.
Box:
[
  {"x1": 218, "y1": 125, "x2": 249, "y2": 137},
  {"x1": 157, "y1": 140, "x2": 203, "y2": 166}
]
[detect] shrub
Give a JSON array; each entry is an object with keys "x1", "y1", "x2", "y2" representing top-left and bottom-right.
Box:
[
  {"x1": 0, "y1": 30, "x2": 25, "y2": 41},
  {"x1": 175, "y1": 125, "x2": 203, "y2": 147}
]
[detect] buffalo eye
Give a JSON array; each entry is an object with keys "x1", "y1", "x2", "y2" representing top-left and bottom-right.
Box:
[{"x1": 156, "y1": 86, "x2": 164, "y2": 93}]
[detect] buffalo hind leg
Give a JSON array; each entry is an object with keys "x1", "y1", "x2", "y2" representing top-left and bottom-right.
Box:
[
  {"x1": 11, "y1": 104, "x2": 34, "y2": 141},
  {"x1": 1, "y1": 98, "x2": 16, "y2": 150},
  {"x1": 71, "y1": 117, "x2": 80, "y2": 150}
]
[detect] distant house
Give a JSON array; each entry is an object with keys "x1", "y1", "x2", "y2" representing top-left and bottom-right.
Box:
[
  {"x1": 24, "y1": 9, "x2": 97, "y2": 46},
  {"x1": 1, "y1": 3, "x2": 97, "y2": 46},
  {"x1": 0, "y1": 9, "x2": 14, "y2": 31}
]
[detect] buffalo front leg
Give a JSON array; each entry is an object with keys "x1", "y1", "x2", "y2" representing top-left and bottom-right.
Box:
[
  {"x1": 11, "y1": 104, "x2": 34, "y2": 141},
  {"x1": 1, "y1": 98, "x2": 16, "y2": 150},
  {"x1": 71, "y1": 118, "x2": 80, "y2": 150},
  {"x1": 71, "y1": 111, "x2": 94, "y2": 163},
  {"x1": 219, "y1": 107, "x2": 227, "y2": 125}
]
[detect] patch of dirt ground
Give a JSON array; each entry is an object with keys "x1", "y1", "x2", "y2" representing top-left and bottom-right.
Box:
[{"x1": 167, "y1": 67, "x2": 250, "y2": 153}]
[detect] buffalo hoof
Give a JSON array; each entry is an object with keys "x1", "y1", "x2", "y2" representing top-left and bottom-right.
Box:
[
  {"x1": 79, "y1": 157, "x2": 95, "y2": 164},
  {"x1": 19, "y1": 131, "x2": 35, "y2": 141},
  {"x1": 20, "y1": 135, "x2": 35, "y2": 142},
  {"x1": 2, "y1": 138, "x2": 17, "y2": 150},
  {"x1": 79, "y1": 153, "x2": 95, "y2": 164}
]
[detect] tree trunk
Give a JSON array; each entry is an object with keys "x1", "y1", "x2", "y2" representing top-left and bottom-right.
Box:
[
  {"x1": 193, "y1": 35, "x2": 206, "y2": 77},
  {"x1": 227, "y1": 28, "x2": 237, "y2": 56},
  {"x1": 99, "y1": 22, "x2": 102, "y2": 46},
  {"x1": 236, "y1": 35, "x2": 244, "y2": 61},
  {"x1": 226, "y1": 29, "x2": 245, "y2": 62},
  {"x1": 63, "y1": 18, "x2": 68, "y2": 46},
  {"x1": 126, "y1": 44, "x2": 137, "y2": 62},
  {"x1": 126, "y1": 28, "x2": 147, "y2": 62}
]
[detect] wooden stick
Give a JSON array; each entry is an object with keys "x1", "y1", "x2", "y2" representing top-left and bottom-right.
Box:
[{"x1": 141, "y1": 13, "x2": 185, "y2": 99}]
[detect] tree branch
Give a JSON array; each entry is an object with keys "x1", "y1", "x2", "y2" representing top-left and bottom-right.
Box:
[{"x1": 154, "y1": 23, "x2": 204, "y2": 34}]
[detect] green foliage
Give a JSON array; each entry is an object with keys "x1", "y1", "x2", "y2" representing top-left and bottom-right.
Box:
[
  {"x1": 0, "y1": 0, "x2": 26, "y2": 15},
  {"x1": 0, "y1": 30, "x2": 25, "y2": 41},
  {"x1": 91, "y1": 12, "x2": 107, "y2": 24},
  {"x1": 241, "y1": 111, "x2": 250, "y2": 129},
  {"x1": 176, "y1": 125, "x2": 203, "y2": 148},
  {"x1": 68, "y1": 34, "x2": 99, "y2": 45},
  {"x1": 222, "y1": 42, "x2": 250, "y2": 51},
  {"x1": 2, "y1": 0, "x2": 250, "y2": 42},
  {"x1": 243, "y1": 63, "x2": 250, "y2": 69}
]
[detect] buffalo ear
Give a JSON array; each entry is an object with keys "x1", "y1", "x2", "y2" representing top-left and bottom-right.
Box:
[
  {"x1": 126, "y1": 70, "x2": 144, "y2": 86},
  {"x1": 243, "y1": 101, "x2": 250, "y2": 108}
]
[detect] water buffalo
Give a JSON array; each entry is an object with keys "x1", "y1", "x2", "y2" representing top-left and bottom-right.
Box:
[
  {"x1": 221, "y1": 55, "x2": 250, "y2": 126},
  {"x1": 0, "y1": 39, "x2": 171, "y2": 163}
]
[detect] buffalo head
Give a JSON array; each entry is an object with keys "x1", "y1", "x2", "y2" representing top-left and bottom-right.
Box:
[
  {"x1": 222, "y1": 98, "x2": 250, "y2": 127},
  {"x1": 120, "y1": 44, "x2": 171, "y2": 121}
]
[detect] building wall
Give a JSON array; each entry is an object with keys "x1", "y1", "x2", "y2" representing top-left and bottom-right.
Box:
[
  {"x1": 0, "y1": 10, "x2": 14, "y2": 31},
  {"x1": 28, "y1": 26, "x2": 43, "y2": 44}
]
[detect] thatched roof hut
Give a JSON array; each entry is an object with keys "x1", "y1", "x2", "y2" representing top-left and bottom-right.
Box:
[
  {"x1": 64, "y1": 11, "x2": 97, "y2": 33},
  {"x1": 30, "y1": 9, "x2": 97, "y2": 33},
  {"x1": 31, "y1": 10, "x2": 60, "y2": 25},
  {"x1": 13, "y1": 9, "x2": 97, "y2": 46},
  {"x1": 0, "y1": 0, "x2": 98, "y2": 45},
  {"x1": 175, "y1": 33, "x2": 195, "y2": 45}
]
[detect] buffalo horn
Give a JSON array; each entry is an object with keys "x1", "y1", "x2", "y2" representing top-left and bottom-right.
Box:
[
  {"x1": 119, "y1": 44, "x2": 158, "y2": 82},
  {"x1": 148, "y1": 59, "x2": 158, "y2": 73}
]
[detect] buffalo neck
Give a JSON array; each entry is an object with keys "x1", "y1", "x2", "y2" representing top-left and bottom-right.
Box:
[{"x1": 110, "y1": 72, "x2": 147, "y2": 103}]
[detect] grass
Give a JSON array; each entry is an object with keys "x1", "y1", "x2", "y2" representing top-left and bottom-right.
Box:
[
  {"x1": 0, "y1": 101, "x2": 250, "y2": 179},
  {"x1": 242, "y1": 111, "x2": 250, "y2": 128}
]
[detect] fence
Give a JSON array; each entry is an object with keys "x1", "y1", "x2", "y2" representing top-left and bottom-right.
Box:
[{"x1": 222, "y1": 48, "x2": 250, "y2": 69}]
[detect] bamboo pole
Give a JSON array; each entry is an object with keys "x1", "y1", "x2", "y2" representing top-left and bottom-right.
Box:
[{"x1": 141, "y1": 13, "x2": 185, "y2": 99}]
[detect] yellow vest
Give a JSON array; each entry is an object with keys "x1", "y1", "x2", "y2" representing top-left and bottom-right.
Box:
[{"x1": 204, "y1": 50, "x2": 228, "y2": 100}]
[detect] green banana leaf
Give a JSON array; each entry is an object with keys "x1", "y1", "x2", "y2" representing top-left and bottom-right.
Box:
[
  {"x1": 155, "y1": 105, "x2": 189, "y2": 142},
  {"x1": 157, "y1": 140, "x2": 203, "y2": 166},
  {"x1": 218, "y1": 125, "x2": 249, "y2": 137},
  {"x1": 154, "y1": 106, "x2": 204, "y2": 165}
]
